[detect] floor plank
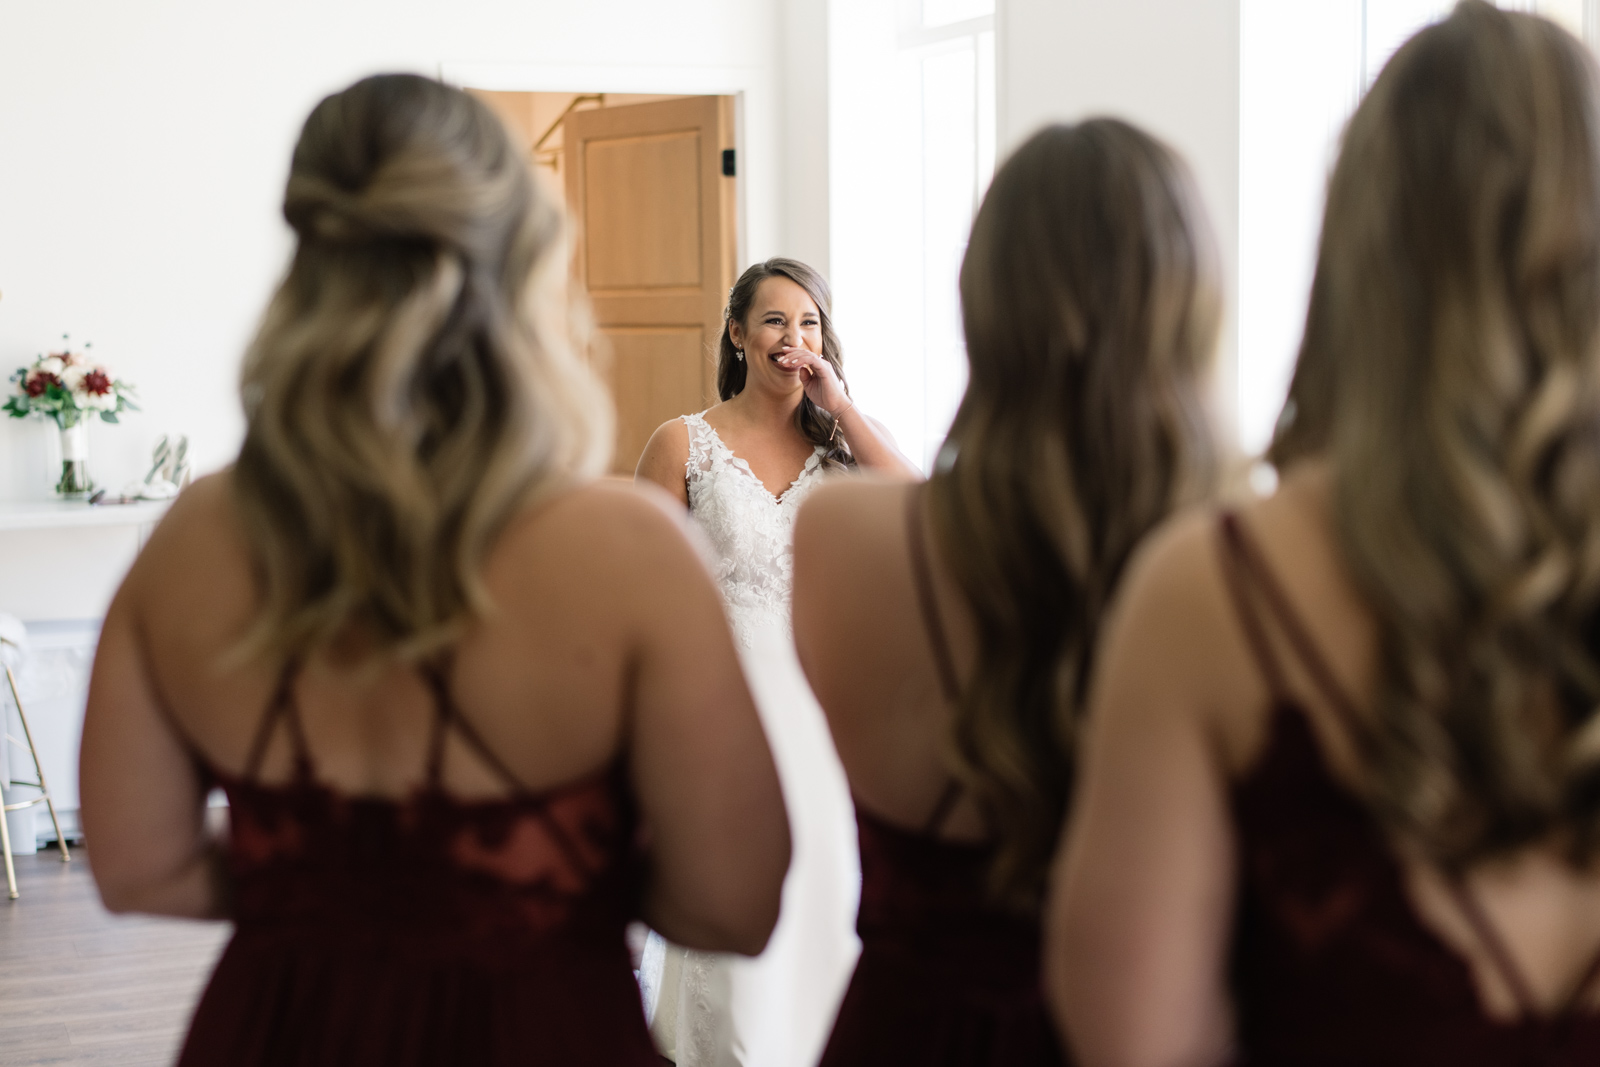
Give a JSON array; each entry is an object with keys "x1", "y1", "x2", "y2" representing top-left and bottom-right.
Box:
[{"x1": 0, "y1": 850, "x2": 229, "y2": 1067}]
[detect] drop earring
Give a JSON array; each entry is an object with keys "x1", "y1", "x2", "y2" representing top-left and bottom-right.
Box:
[{"x1": 736, "y1": 347, "x2": 745, "y2": 362}]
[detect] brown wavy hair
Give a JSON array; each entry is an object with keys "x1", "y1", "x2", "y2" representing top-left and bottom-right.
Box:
[
  {"x1": 716, "y1": 258, "x2": 854, "y2": 469},
  {"x1": 930, "y1": 120, "x2": 1221, "y2": 909},
  {"x1": 232, "y1": 73, "x2": 611, "y2": 663},
  {"x1": 1270, "y1": 2, "x2": 1600, "y2": 867}
]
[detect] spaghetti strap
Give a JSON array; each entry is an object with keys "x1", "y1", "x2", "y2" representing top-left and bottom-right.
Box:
[
  {"x1": 1221, "y1": 514, "x2": 1368, "y2": 738},
  {"x1": 1217, "y1": 515, "x2": 1292, "y2": 704},
  {"x1": 1229, "y1": 512, "x2": 1600, "y2": 1023},
  {"x1": 1446, "y1": 877, "x2": 1541, "y2": 1019},
  {"x1": 906, "y1": 485, "x2": 961, "y2": 703},
  {"x1": 1564, "y1": 940, "x2": 1600, "y2": 1015},
  {"x1": 418, "y1": 658, "x2": 527, "y2": 794},
  {"x1": 1449, "y1": 875, "x2": 1600, "y2": 1021},
  {"x1": 244, "y1": 658, "x2": 313, "y2": 783},
  {"x1": 418, "y1": 657, "x2": 597, "y2": 875},
  {"x1": 906, "y1": 486, "x2": 968, "y2": 837}
]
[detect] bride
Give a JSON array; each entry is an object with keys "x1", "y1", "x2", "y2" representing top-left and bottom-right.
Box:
[{"x1": 636, "y1": 257, "x2": 919, "y2": 1066}]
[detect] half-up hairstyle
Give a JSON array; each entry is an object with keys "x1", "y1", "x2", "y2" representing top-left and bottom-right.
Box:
[
  {"x1": 716, "y1": 258, "x2": 854, "y2": 469},
  {"x1": 932, "y1": 120, "x2": 1221, "y2": 911},
  {"x1": 1270, "y1": 2, "x2": 1600, "y2": 868},
  {"x1": 233, "y1": 73, "x2": 611, "y2": 663}
]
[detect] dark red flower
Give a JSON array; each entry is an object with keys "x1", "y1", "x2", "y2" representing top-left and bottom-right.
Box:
[
  {"x1": 24, "y1": 373, "x2": 56, "y2": 397},
  {"x1": 82, "y1": 369, "x2": 112, "y2": 395}
]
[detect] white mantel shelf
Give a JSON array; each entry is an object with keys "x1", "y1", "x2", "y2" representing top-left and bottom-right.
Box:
[{"x1": 0, "y1": 499, "x2": 172, "y2": 532}]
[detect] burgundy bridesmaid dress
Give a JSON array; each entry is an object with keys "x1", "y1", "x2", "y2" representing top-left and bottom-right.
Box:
[
  {"x1": 176, "y1": 661, "x2": 659, "y2": 1067},
  {"x1": 1219, "y1": 513, "x2": 1600, "y2": 1065}
]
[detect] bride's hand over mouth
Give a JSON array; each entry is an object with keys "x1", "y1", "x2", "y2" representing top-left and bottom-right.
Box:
[{"x1": 775, "y1": 348, "x2": 852, "y2": 416}]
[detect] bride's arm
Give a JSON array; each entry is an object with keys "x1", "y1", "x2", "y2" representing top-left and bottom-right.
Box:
[
  {"x1": 777, "y1": 349, "x2": 921, "y2": 479},
  {"x1": 635, "y1": 418, "x2": 691, "y2": 507},
  {"x1": 833, "y1": 406, "x2": 920, "y2": 479}
]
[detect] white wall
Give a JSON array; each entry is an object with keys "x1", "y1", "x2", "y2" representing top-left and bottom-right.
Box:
[
  {"x1": 782, "y1": 0, "x2": 832, "y2": 277},
  {"x1": 0, "y1": 0, "x2": 791, "y2": 510},
  {"x1": 998, "y1": 0, "x2": 1242, "y2": 437}
]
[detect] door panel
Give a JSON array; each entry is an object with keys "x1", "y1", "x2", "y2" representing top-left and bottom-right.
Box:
[
  {"x1": 601, "y1": 326, "x2": 709, "y2": 472},
  {"x1": 565, "y1": 95, "x2": 735, "y2": 475},
  {"x1": 584, "y1": 132, "x2": 704, "y2": 290}
]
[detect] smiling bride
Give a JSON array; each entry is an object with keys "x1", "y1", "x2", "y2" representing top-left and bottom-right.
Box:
[{"x1": 636, "y1": 258, "x2": 919, "y2": 1066}]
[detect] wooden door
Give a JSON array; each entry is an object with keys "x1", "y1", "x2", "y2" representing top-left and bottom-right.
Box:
[{"x1": 563, "y1": 96, "x2": 737, "y2": 475}]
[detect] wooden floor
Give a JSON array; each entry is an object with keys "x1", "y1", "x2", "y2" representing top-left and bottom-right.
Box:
[{"x1": 0, "y1": 848, "x2": 229, "y2": 1066}]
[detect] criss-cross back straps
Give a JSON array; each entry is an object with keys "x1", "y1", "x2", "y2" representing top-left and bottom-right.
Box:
[
  {"x1": 906, "y1": 485, "x2": 965, "y2": 837},
  {"x1": 243, "y1": 658, "x2": 314, "y2": 783},
  {"x1": 417, "y1": 657, "x2": 595, "y2": 876},
  {"x1": 419, "y1": 657, "x2": 527, "y2": 795}
]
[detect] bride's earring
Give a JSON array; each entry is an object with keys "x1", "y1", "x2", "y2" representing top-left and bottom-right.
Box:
[{"x1": 736, "y1": 347, "x2": 745, "y2": 362}]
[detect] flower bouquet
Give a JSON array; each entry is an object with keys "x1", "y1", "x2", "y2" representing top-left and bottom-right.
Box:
[{"x1": 4, "y1": 337, "x2": 138, "y2": 498}]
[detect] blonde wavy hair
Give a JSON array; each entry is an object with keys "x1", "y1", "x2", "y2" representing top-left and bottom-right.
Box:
[
  {"x1": 1271, "y1": 2, "x2": 1600, "y2": 866},
  {"x1": 932, "y1": 120, "x2": 1221, "y2": 910},
  {"x1": 233, "y1": 73, "x2": 611, "y2": 663}
]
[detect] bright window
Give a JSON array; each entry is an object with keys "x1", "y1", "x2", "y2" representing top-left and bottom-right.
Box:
[
  {"x1": 896, "y1": 3, "x2": 996, "y2": 469},
  {"x1": 1237, "y1": 0, "x2": 1589, "y2": 457}
]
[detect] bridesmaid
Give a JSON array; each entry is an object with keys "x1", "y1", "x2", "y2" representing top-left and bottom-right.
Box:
[
  {"x1": 78, "y1": 74, "x2": 789, "y2": 1066},
  {"x1": 1049, "y1": 6, "x2": 1600, "y2": 1064},
  {"x1": 793, "y1": 119, "x2": 1222, "y2": 1065}
]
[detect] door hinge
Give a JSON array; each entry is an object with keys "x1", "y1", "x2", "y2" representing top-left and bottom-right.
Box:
[{"x1": 722, "y1": 149, "x2": 736, "y2": 177}]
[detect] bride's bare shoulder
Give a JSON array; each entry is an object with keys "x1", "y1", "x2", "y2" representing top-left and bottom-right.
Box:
[{"x1": 636, "y1": 417, "x2": 693, "y2": 502}]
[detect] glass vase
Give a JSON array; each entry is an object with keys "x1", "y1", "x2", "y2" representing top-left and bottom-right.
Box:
[{"x1": 55, "y1": 420, "x2": 93, "y2": 499}]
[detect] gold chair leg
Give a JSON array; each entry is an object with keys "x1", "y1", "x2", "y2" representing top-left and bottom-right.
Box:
[
  {"x1": 4, "y1": 668, "x2": 68, "y2": 864},
  {"x1": 0, "y1": 781, "x2": 16, "y2": 901},
  {"x1": 40, "y1": 794, "x2": 69, "y2": 863},
  {"x1": 2, "y1": 662, "x2": 70, "y2": 876}
]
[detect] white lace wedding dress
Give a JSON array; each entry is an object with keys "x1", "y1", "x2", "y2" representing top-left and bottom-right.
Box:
[{"x1": 637, "y1": 413, "x2": 862, "y2": 1067}]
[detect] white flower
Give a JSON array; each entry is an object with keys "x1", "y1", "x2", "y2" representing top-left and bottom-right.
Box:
[
  {"x1": 39, "y1": 357, "x2": 64, "y2": 377},
  {"x1": 61, "y1": 365, "x2": 88, "y2": 393}
]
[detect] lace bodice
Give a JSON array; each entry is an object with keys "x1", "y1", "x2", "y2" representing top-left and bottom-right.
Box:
[{"x1": 683, "y1": 412, "x2": 827, "y2": 646}]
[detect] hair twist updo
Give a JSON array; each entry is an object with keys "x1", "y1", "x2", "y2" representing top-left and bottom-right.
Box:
[{"x1": 233, "y1": 73, "x2": 611, "y2": 664}]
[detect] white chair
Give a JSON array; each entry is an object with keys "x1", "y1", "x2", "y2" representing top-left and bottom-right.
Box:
[{"x1": 0, "y1": 615, "x2": 71, "y2": 900}]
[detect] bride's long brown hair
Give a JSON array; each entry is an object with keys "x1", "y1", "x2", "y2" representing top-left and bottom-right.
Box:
[
  {"x1": 1270, "y1": 2, "x2": 1600, "y2": 868},
  {"x1": 931, "y1": 120, "x2": 1221, "y2": 910},
  {"x1": 233, "y1": 74, "x2": 610, "y2": 664}
]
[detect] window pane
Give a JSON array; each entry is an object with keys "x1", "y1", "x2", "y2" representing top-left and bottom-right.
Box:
[
  {"x1": 923, "y1": 0, "x2": 994, "y2": 29},
  {"x1": 921, "y1": 44, "x2": 977, "y2": 465}
]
